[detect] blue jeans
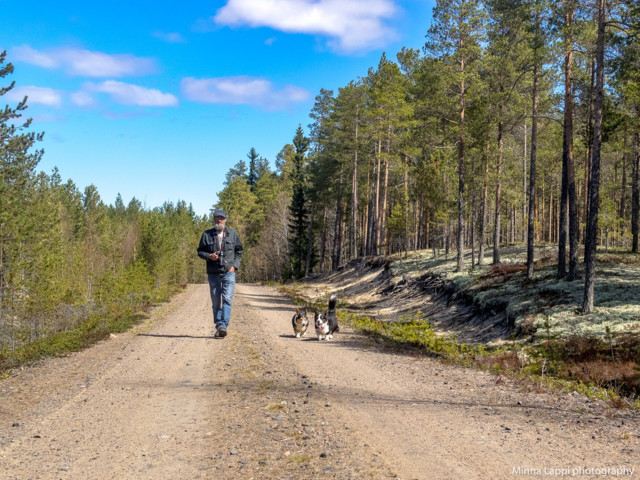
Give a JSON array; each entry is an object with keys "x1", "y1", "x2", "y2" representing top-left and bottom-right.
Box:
[{"x1": 207, "y1": 272, "x2": 236, "y2": 330}]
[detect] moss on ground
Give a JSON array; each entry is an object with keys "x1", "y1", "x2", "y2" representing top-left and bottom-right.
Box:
[{"x1": 389, "y1": 245, "x2": 640, "y2": 340}]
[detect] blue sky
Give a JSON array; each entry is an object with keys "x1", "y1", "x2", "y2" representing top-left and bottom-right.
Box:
[{"x1": 2, "y1": 0, "x2": 434, "y2": 216}]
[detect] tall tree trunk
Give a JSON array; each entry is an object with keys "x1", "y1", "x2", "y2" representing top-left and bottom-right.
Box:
[
  {"x1": 340, "y1": 200, "x2": 346, "y2": 261},
  {"x1": 523, "y1": 119, "x2": 528, "y2": 243},
  {"x1": 404, "y1": 154, "x2": 410, "y2": 255},
  {"x1": 415, "y1": 198, "x2": 421, "y2": 250},
  {"x1": 631, "y1": 131, "x2": 639, "y2": 253},
  {"x1": 319, "y1": 206, "x2": 328, "y2": 272},
  {"x1": 362, "y1": 206, "x2": 368, "y2": 256},
  {"x1": 565, "y1": 5, "x2": 579, "y2": 280},
  {"x1": 547, "y1": 183, "x2": 555, "y2": 243},
  {"x1": 363, "y1": 166, "x2": 371, "y2": 255},
  {"x1": 512, "y1": 205, "x2": 517, "y2": 243},
  {"x1": 367, "y1": 149, "x2": 378, "y2": 255},
  {"x1": 494, "y1": 105, "x2": 504, "y2": 264},
  {"x1": 305, "y1": 202, "x2": 316, "y2": 277},
  {"x1": 583, "y1": 0, "x2": 606, "y2": 314},
  {"x1": 479, "y1": 141, "x2": 489, "y2": 266},
  {"x1": 620, "y1": 138, "x2": 627, "y2": 240},
  {"x1": 541, "y1": 178, "x2": 545, "y2": 242},
  {"x1": 380, "y1": 125, "x2": 391, "y2": 254},
  {"x1": 374, "y1": 138, "x2": 382, "y2": 255},
  {"x1": 527, "y1": 63, "x2": 539, "y2": 279},
  {"x1": 471, "y1": 195, "x2": 476, "y2": 268},
  {"x1": 350, "y1": 108, "x2": 359, "y2": 259},
  {"x1": 457, "y1": 60, "x2": 465, "y2": 272},
  {"x1": 583, "y1": 56, "x2": 596, "y2": 246},
  {"x1": 426, "y1": 210, "x2": 431, "y2": 250},
  {"x1": 445, "y1": 222, "x2": 450, "y2": 257},
  {"x1": 559, "y1": 31, "x2": 570, "y2": 276},
  {"x1": 332, "y1": 193, "x2": 343, "y2": 270}
]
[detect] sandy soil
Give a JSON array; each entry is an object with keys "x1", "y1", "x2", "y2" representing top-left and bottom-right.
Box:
[{"x1": 1, "y1": 283, "x2": 639, "y2": 479}]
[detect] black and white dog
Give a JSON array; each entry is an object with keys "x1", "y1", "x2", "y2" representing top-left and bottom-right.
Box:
[
  {"x1": 291, "y1": 307, "x2": 309, "y2": 338},
  {"x1": 315, "y1": 295, "x2": 339, "y2": 341}
]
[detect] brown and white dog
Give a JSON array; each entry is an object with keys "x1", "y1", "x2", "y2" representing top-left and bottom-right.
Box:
[
  {"x1": 314, "y1": 295, "x2": 339, "y2": 340},
  {"x1": 291, "y1": 307, "x2": 309, "y2": 338}
]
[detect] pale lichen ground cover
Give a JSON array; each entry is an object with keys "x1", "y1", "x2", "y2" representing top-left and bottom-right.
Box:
[{"x1": 388, "y1": 245, "x2": 640, "y2": 341}]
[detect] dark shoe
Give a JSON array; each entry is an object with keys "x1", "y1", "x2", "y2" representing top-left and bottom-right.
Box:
[{"x1": 218, "y1": 327, "x2": 227, "y2": 337}]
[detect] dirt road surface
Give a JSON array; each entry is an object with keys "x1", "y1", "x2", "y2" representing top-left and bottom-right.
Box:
[{"x1": 1, "y1": 283, "x2": 639, "y2": 479}]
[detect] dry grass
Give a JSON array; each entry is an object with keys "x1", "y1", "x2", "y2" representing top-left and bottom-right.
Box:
[{"x1": 475, "y1": 350, "x2": 523, "y2": 371}]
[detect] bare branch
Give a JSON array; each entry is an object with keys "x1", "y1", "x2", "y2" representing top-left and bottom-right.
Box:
[{"x1": 533, "y1": 115, "x2": 564, "y2": 127}]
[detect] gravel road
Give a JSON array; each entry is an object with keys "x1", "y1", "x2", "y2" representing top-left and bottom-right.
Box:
[{"x1": 1, "y1": 283, "x2": 638, "y2": 479}]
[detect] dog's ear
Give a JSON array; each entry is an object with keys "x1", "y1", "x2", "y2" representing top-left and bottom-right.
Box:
[{"x1": 296, "y1": 307, "x2": 300, "y2": 315}]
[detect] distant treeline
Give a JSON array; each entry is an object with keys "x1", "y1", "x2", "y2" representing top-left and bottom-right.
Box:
[
  {"x1": 215, "y1": 0, "x2": 640, "y2": 315},
  {"x1": 0, "y1": 52, "x2": 208, "y2": 355}
]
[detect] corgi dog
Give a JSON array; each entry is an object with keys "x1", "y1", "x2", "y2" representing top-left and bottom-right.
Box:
[
  {"x1": 292, "y1": 307, "x2": 309, "y2": 338},
  {"x1": 315, "y1": 295, "x2": 339, "y2": 340}
]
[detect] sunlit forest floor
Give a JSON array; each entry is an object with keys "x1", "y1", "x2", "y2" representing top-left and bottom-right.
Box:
[{"x1": 389, "y1": 244, "x2": 640, "y2": 341}]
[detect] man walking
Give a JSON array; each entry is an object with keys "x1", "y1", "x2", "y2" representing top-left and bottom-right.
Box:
[{"x1": 197, "y1": 209, "x2": 243, "y2": 338}]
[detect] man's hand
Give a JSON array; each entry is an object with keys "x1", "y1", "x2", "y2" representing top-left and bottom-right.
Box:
[
  {"x1": 208, "y1": 252, "x2": 219, "y2": 261},
  {"x1": 229, "y1": 266, "x2": 235, "y2": 273}
]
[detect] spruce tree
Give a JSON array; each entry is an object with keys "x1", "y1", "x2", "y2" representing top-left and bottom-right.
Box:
[
  {"x1": 247, "y1": 147, "x2": 259, "y2": 191},
  {"x1": 288, "y1": 125, "x2": 310, "y2": 279}
]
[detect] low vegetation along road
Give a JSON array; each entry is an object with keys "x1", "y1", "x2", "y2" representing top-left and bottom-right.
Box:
[{"x1": 1, "y1": 284, "x2": 639, "y2": 479}]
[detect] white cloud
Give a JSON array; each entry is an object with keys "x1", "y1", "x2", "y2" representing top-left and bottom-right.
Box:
[
  {"x1": 70, "y1": 90, "x2": 97, "y2": 107},
  {"x1": 11, "y1": 44, "x2": 158, "y2": 77},
  {"x1": 85, "y1": 81, "x2": 178, "y2": 106},
  {"x1": 152, "y1": 31, "x2": 186, "y2": 43},
  {"x1": 181, "y1": 76, "x2": 310, "y2": 110},
  {"x1": 10, "y1": 45, "x2": 58, "y2": 68},
  {"x1": 213, "y1": 0, "x2": 398, "y2": 52},
  {"x1": 7, "y1": 85, "x2": 63, "y2": 107}
]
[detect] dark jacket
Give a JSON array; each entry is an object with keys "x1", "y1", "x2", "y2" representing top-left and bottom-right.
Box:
[{"x1": 197, "y1": 226, "x2": 243, "y2": 274}]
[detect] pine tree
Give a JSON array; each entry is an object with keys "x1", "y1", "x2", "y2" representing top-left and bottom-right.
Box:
[
  {"x1": 426, "y1": 0, "x2": 486, "y2": 272},
  {"x1": 555, "y1": 0, "x2": 579, "y2": 280},
  {"x1": 0, "y1": 51, "x2": 44, "y2": 337},
  {"x1": 484, "y1": 0, "x2": 530, "y2": 265},
  {"x1": 613, "y1": 5, "x2": 640, "y2": 253},
  {"x1": 225, "y1": 160, "x2": 248, "y2": 185},
  {"x1": 333, "y1": 81, "x2": 367, "y2": 259},
  {"x1": 308, "y1": 89, "x2": 336, "y2": 271},
  {"x1": 524, "y1": 0, "x2": 553, "y2": 279},
  {"x1": 582, "y1": 0, "x2": 636, "y2": 312}
]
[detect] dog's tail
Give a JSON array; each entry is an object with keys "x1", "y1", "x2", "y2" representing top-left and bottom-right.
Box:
[{"x1": 328, "y1": 294, "x2": 337, "y2": 311}]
